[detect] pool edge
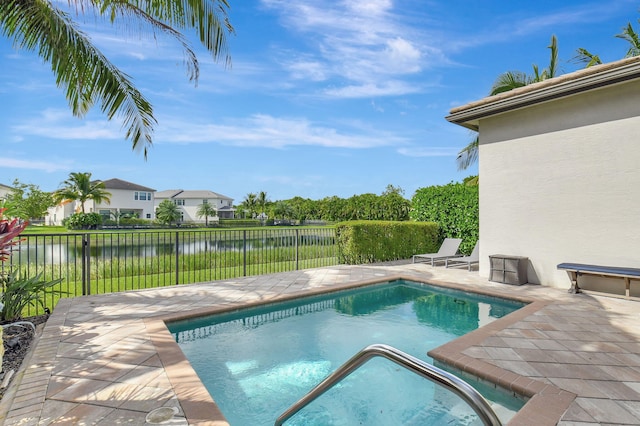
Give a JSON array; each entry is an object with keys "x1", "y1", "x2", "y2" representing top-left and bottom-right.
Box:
[
  {"x1": 428, "y1": 300, "x2": 577, "y2": 425},
  {"x1": 148, "y1": 274, "x2": 575, "y2": 425}
]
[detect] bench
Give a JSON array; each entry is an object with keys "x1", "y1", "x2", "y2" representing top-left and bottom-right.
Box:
[{"x1": 557, "y1": 262, "x2": 640, "y2": 299}]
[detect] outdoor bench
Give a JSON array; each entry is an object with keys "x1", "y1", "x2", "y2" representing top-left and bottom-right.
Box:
[{"x1": 557, "y1": 262, "x2": 640, "y2": 299}]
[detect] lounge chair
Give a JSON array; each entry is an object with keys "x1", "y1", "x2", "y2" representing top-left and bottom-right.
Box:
[
  {"x1": 445, "y1": 242, "x2": 479, "y2": 271},
  {"x1": 412, "y1": 238, "x2": 462, "y2": 266}
]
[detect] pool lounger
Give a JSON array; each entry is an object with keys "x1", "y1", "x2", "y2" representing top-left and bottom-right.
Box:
[{"x1": 412, "y1": 238, "x2": 463, "y2": 266}]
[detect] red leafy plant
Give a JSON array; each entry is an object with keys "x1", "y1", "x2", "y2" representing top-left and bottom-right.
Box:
[
  {"x1": 0, "y1": 208, "x2": 27, "y2": 263},
  {"x1": 1, "y1": 208, "x2": 61, "y2": 322}
]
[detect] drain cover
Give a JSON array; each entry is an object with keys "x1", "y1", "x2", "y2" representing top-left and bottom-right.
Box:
[{"x1": 145, "y1": 407, "x2": 179, "y2": 424}]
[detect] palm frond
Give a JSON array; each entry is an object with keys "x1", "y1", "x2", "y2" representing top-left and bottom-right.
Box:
[
  {"x1": 490, "y1": 71, "x2": 529, "y2": 95},
  {"x1": 0, "y1": 0, "x2": 156, "y2": 156},
  {"x1": 547, "y1": 35, "x2": 558, "y2": 78},
  {"x1": 101, "y1": 0, "x2": 234, "y2": 81},
  {"x1": 456, "y1": 135, "x2": 479, "y2": 171},
  {"x1": 616, "y1": 22, "x2": 640, "y2": 57},
  {"x1": 571, "y1": 48, "x2": 602, "y2": 67}
]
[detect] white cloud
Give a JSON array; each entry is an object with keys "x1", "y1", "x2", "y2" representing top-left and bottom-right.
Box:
[
  {"x1": 397, "y1": 147, "x2": 459, "y2": 157},
  {"x1": 11, "y1": 109, "x2": 121, "y2": 140},
  {"x1": 0, "y1": 157, "x2": 70, "y2": 172},
  {"x1": 385, "y1": 37, "x2": 422, "y2": 73},
  {"x1": 323, "y1": 81, "x2": 421, "y2": 98},
  {"x1": 156, "y1": 114, "x2": 407, "y2": 149},
  {"x1": 285, "y1": 60, "x2": 327, "y2": 81},
  {"x1": 260, "y1": 0, "x2": 439, "y2": 97}
]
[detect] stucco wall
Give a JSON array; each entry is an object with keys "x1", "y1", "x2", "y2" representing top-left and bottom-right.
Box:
[
  {"x1": 478, "y1": 80, "x2": 640, "y2": 289},
  {"x1": 95, "y1": 189, "x2": 155, "y2": 219}
]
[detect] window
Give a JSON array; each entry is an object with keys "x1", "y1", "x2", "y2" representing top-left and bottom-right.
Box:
[
  {"x1": 134, "y1": 191, "x2": 151, "y2": 201},
  {"x1": 174, "y1": 199, "x2": 185, "y2": 206},
  {"x1": 203, "y1": 199, "x2": 209, "y2": 204},
  {"x1": 146, "y1": 214, "x2": 151, "y2": 219}
]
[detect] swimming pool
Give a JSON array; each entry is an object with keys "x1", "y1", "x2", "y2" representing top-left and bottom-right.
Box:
[{"x1": 168, "y1": 280, "x2": 527, "y2": 425}]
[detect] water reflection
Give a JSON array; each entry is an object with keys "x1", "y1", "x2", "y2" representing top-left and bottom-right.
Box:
[{"x1": 16, "y1": 233, "x2": 333, "y2": 265}]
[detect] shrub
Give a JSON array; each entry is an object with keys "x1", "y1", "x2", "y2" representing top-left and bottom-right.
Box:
[
  {"x1": 1, "y1": 208, "x2": 62, "y2": 321},
  {"x1": 63, "y1": 212, "x2": 103, "y2": 229},
  {"x1": 0, "y1": 271, "x2": 62, "y2": 321},
  {"x1": 410, "y1": 182, "x2": 478, "y2": 254}
]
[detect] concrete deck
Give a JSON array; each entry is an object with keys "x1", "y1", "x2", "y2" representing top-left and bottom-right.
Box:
[{"x1": 1, "y1": 262, "x2": 639, "y2": 425}]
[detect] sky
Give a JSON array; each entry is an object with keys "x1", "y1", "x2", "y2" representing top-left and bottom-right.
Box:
[{"x1": 1, "y1": 0, "x2": 639, "y2": 204}]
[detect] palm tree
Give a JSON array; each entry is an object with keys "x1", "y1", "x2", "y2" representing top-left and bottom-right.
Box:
[
  {"x1": 573, "y1": 19, "x2": 640, "y2": 67},
  {"x1": 490, "y1": 35, "x2": 558, "y2": 95},
  {"x1": 53, "y1": 172, "x2": 111, "y2": 213},
  {"x1": 242, "y1": 193, "x2": 258, "y2": 218},
  {"x1": 457, "y1": 36, "x2": 558, "y2": 170},
  {"x1": 155, "y1": 200, "x2": 182, "y2": 227},
  {"x1": 196, "y1": 202, "x2": 217, "y2": 226},
  {"x1": 0, "y1": 1, "x2": 234, "y2": 157},
  {"x1": 257, "y1": 191, "x2": 269, "y2": 216}
]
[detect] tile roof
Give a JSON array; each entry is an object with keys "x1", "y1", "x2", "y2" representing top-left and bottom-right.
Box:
[
  {"x1": 447, "y1": 56, "x2": 640, "y2": 130},
  {"x1": 154, "y1": 189, "x2": 233, "y2": 200},
  {"x1": 98, "y1": 178, "x2": 155, "y2": 192}
]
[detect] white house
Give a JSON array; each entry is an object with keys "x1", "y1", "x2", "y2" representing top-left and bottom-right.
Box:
[
  {"x1": 446, "y1": 56, "x2": 640, "y2": 294},
  {"x1": 0, "y1": 183, "x2": 12, "y2": 202},
  {"x1": 154, "y1": 190, "x2": 235, "y2": 223},
  {"x1": 94, "y1": 178, "x2": 156, "y2": 221},
  {"x1": 48, "y1": 178, "x2": 156, "y2": 225}
]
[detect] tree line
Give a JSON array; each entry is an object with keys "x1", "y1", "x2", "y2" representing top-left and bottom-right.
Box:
[
  {"x1": 1, "y1": 177, "x2": 415, "y2": 225},
  {"x1": 236, "y1": 184, "x2": 411, "y2": 223}
]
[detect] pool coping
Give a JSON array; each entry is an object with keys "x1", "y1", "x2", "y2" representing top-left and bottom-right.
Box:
[{"x1": 147, "y1": 274, "x2": 574, "y2": 425}]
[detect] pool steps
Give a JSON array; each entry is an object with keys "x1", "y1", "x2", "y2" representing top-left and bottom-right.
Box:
[{"x1": 274, "y1": 343, "x2": 502, "y2": 426}]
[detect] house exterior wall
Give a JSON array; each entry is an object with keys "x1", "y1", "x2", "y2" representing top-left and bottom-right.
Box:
[
  {"x1": 478, "y1": 79, "x2": 640, "y2": 289},
  {"x1": 159, "y1": 196, "x2": 234, "y2": 223},
  {"x1": 0, "y1": 184, "x2": 12, "y2": 201},
  {"x1": 47, "y1": 203, "x2": 77, "y2": 226},
  {"x1": 94, "y1": 188, "x2": 155, "y2": 220}
]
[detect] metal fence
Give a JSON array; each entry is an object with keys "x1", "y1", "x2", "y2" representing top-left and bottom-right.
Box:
[{"x1": 2, "y1": 227, "x2": 338, "y2": 316}]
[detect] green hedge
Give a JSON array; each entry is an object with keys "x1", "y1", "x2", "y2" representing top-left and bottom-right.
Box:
[
  {"x1": 335, "y1": 220, "x2": 439, "y2": 264},
  {"x1": 410, "y1": 182, "x2": 478, "y2": 254}
]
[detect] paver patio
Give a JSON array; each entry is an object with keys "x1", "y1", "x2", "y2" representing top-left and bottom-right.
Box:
[{"x1": 1, "y1": 261, "x2": 639, "y2": 425}]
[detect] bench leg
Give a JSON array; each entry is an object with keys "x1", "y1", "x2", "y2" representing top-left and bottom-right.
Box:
[
  {"x1": 625, "y1": 277, "x2": 630, "y2": 298},
  {"x1": 566, "y1": 271, "x2": 581, "y2": 294}
]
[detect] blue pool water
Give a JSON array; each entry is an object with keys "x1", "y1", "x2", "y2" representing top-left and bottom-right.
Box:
[{"x1": 169, "y1": 280, "x2": 527, "y2": 425}]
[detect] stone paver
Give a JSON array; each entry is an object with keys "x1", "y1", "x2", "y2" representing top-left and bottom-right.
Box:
[{"x1": 0, "y1": 262, "x2": 639, "y2": 425}]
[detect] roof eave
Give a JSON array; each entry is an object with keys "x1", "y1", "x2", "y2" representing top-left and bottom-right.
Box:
[{"x1": 446, "y1": 59, "x2": 640, "y2": 130}]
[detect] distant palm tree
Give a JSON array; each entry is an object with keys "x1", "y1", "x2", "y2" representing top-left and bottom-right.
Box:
[
  {"x1": 196, "y1": 202, "x2": 217, "y2": 226},
  {"x1": 617, "y1": 21, "x2": 640, "y2": 57},
  {"x1": 156, "y1": 200, "x2": 182, "y2": 226},
  {"x1": 54, "y1": 172, "x2": 111, "y2": 213},
  {"x1": 490, "y1": 35, "x2": 558, "y2": 95},
  {"x1": 242, "y1": 193, "x2": 258, "y2": 218},
  {"x1": 457, "y1": 36, "x2": 558, "y2": 170},
  {"x1": 257, "y1": 191, "x2": 269, "y2": 216},
  {"x1": 573, "y1": 18, "x2": 640, "y2": 67}
]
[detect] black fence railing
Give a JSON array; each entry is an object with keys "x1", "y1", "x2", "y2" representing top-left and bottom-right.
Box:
[{"x1": 2, "y1": 228, "x2": 338, "y2": 316}]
